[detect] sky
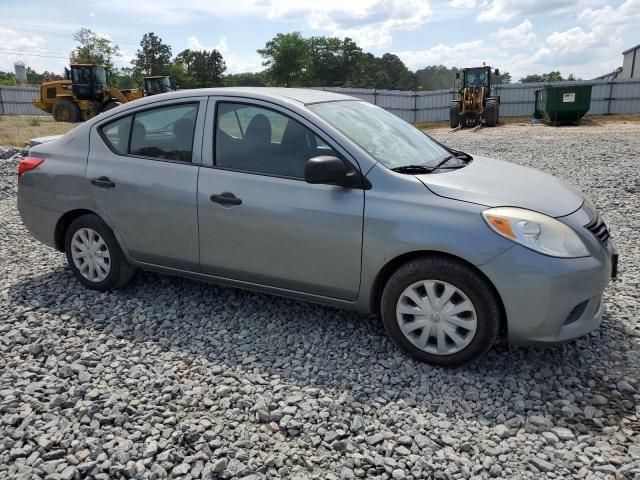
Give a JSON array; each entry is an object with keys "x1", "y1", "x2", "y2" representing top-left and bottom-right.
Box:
[{"x1": 0, "y1": 0, "x2": 638, "y2": 81}]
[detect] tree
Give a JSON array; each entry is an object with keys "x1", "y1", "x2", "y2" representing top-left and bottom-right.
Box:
[
  {"x1": 414, "y1": 65, "x2": 457, "y2": 90},
  {"x1": 258, "y1": 32, "x2": 310, "y2": 86},
  {"x1": 191, "y1": 49, "x2": 226, "y2": 87},
  {"x1": 496, "y1": 71, "x2": 512, "y2": 84},
  {"x1": 110, "y1": 66, "x2": 142, "y2": 89},
  {"x1": 173, "y1": 48, "x2": 226, "y2": 88},
  {"x1": 519, "y1": 71, "x2": 574, "y2": 83},
  {"x1": 132, "y1": 32, "x2": 172, "y2": 76},
  {"x1": 307, "y1": 36, "x2": 364, "y2": 87},
  {"x1": 224, "y1": 72, "x2": 267, "y2": 87},
  {"x1": 71, "y1": 28, "x2": 121, "y2": 70}
]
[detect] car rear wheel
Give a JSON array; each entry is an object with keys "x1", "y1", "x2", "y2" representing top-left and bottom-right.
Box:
[
  {"x1": 380, "y1": 256, "x2": 500, "y2": 366},
  {"x1": 64, "y1": 214, "x2": 134, "y2": 291}
]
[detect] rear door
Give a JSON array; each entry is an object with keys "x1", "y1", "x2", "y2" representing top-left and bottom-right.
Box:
[
  {"x1": 87, "y1": 98, "x2": 206, "y2": 271},
  {"x1": 197, "y1": 98, "x2": 365, "y2": 300}
]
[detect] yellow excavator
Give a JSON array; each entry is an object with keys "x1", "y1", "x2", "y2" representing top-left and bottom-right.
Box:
[{"x1": 33, "y1": 64, "x2": 172, "y2": 122}]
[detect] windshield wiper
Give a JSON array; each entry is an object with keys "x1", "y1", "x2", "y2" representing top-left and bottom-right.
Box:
[
  {"x1": 391, "y1": 157, "x2": 465, "y2": 175},
  {"x1": 391, "y1": 165, "x2": 434, "y2": 174}
]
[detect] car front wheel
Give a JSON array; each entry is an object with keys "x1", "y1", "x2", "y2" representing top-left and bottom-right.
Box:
[
  {"x1": 64, "y1": 214, "x2": 134, "y2": 291},
  {"x1": 381, "y1": 256, "x2": 500, "y2": 366}
]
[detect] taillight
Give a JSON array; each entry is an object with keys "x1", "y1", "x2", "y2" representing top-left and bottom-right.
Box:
[{"x1": 17, "y1": 156, "x2": 45, "y2": 182}]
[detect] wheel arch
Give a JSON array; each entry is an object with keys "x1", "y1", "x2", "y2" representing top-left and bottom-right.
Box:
[
  {"x1": 54, "y1": 208, "x2": 99, "y2": 251},
  {"x1": 369, "y1": 250, "x2": 507, "y2": 335}
]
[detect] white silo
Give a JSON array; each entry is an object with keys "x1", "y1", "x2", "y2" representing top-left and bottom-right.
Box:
[{"x1": 14, "y1": 61, "x2": 28, "y2": 84}]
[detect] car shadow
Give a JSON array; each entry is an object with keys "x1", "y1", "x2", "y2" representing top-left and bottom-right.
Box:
[{"x1": 7, "y1": 266, "x2": 639, "y2": 437}]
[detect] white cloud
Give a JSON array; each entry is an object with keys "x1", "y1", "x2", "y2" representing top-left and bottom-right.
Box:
[
  {"x1": 105, "y1": 0, "x2": 431, "y2": 49},
  {"x1": 495, "y1": 19, "x2": 536, "y2": 48},
  {"x1": 449, "y1": 0, "x2": 476, "y2": 7},
  {"x1": 396, "y1": 40, "x2": 497, "y2": 71},
  {"x1": 0, "y1": 26, "x2": 60, "y2": 74},
  {"x1": 477, "y1": 0, "x2": 598, "y2": 23},
  {"x1": 186, "y1": 36, "x2": 263, "y2": 74}
]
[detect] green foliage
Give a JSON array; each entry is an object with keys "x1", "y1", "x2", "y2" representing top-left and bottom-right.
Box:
[
  {"x1": 496, "y1": 71, "x2": 512, "y2": 84},
  {"x1": 0, "y1": 71, "x2": 15, "y2": 85},
  {"x1": 172, "y1": 49, "x2": 226, "y2": 88},
  {"x1": 519, "y1": 71, "x2": 576, "y2": 83},
  {"x1": 110, "y1": 67, "x2": 143, "y2": 89},
  {"x1": 257, "y1": 32, "x2": 310, "y2": 86},
  {"x1": 28, "y1": 117, "x2": 41, "y2": 127},
  {"x1": 224, "y1": 72, "x2": 267, "y2": 87},
  {"x1": 132, "y1": 32, "x2": 173, "y2": 76},
  {"x1": 72, "y1": 28, "x2": 121, "y2": 70}
]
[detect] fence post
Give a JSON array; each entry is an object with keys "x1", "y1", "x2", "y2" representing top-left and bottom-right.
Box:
[
  {"x1": 0, "y1": 87, "x2": 4, "y2": 115},
  {"x1": 606, "y1": 78, "x2": 615, "y2": 115},
  {"x1": 413, "y1": 90, "x2": 418, "y2": 124},
  {"x1": 373, "y1": 88, "x2": 377, "y2": 106}
]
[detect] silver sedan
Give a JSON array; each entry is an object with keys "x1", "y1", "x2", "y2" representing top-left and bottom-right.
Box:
[{"x1": 17, "y1": 88, "x2": 617, "y2": 365}]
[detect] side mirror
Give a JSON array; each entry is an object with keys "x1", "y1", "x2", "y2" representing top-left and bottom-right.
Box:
[
  {"x1": 495, "y1": 69, "x2": 500, "y2": 76},
  {"x1": 305, "y1": 156, "x2": 348, "y2": 186}
]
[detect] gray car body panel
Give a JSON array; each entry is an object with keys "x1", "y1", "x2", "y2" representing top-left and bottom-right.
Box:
[
  {"x1": 17, "y1": 87, "x2": 614, "y2": 345},
  {"x1": 416, "y1": 155, "x2": 584, "y2": 218}
]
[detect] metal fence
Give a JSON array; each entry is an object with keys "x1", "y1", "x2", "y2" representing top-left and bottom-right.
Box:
[
  {"x1": 0, "y1": 86, "x2": 44, "y2": 115},
  {"x1": 313, "y1": 79, "x2": 640, "y2": 123},
  {"x1": 2, "y1": 79, "x2": 640, "y2": 121}
]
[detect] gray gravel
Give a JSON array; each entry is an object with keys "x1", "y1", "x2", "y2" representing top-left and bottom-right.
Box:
[{"x1": 1, "y1": 123, "x2": 639, "y2": 480}]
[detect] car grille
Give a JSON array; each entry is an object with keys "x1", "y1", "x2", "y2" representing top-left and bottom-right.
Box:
[{"x1": 584, "y1": 213, "x2": 610, "y2": 245}]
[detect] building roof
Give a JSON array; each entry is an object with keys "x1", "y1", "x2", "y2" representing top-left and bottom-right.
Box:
[{"x1": 622, "y1": 43, "x2": 640, "y2": 55}]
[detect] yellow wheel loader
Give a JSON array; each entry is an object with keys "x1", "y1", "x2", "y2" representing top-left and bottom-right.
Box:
[
  {"x1": 33, "y1": 64, "x2": 144, "y2": 122},
  {"x1": 33, "y1": 65, "x2": 174, "y2": 123},
  {"x1": 450, "y1": 66, "x2": 501, "y2": 129}
]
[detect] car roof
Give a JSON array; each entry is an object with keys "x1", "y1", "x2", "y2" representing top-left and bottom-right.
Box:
[{"x1": 122, "y1": 87, "x2": 358, "y2": 108}]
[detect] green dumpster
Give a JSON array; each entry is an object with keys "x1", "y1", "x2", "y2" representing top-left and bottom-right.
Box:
[{"x1": 533, "y1": 85, "x2": 592, "y2": 126}]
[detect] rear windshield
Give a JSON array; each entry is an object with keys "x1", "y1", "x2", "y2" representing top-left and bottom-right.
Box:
[{"x1": 308, "y1": 100, "x2": 449, "y2": 169}]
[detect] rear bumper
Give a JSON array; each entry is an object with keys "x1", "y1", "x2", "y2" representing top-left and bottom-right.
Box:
[
  {"x1": 478, "y1": 240, "x2": 613, "y2": 346},
  {"x1": 17, "y1": 190, "x2": 59, "y2": 249}
]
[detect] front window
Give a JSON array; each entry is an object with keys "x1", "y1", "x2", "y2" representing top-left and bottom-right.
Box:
[
  {"x1": 93, "y1": 67, "x2": 107, "y2": 86},
  {"x1": 465, "y1": 68, "x2": 488, "y2": 87},
  {"x1": 215, "y1": 102, "x2": 339, "y2": 178},
  {"x1": 309, "y1": 101, "x2": 449, "y2": 169}
]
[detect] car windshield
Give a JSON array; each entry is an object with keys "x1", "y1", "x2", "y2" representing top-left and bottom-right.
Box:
[{"x1": 309, "y1": 100, "x2": 449, "y2": 169}]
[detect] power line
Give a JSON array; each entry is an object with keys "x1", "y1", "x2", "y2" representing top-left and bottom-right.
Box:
[{"x1": 0, "y1": 22, "x2": 141, "y2": 47}]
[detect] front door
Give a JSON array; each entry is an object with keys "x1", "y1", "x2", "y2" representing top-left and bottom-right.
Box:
[
  {"x1": 87, "y1": 99, "x2": 205, "y2": 271},
  {"x1": 197, "y1": 100, "x2": 364, "y2": 300}
]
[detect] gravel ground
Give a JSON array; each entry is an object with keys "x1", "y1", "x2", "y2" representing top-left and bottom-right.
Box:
[{"x1": 1, "y1": 122, "x2": 639, "y2": 480}]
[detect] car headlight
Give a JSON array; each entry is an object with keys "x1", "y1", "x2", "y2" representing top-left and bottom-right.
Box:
[{"x1": 482, "y1": 207, "x2": 589, "y2": 258}]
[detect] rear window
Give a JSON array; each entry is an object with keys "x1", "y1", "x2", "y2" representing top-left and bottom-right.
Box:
[
  {"x1": 100, "y1": 103, "x2": 199, "y2": 162},
  {"x1": 101, "y1": 116, "x2": 132, "y2": 155}
]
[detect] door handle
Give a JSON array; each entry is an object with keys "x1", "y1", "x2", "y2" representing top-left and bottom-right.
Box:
[
  {"x1": 91, "y1": 176, "x2": 115, "y2": 188},
  {"x1": 210, "y1": 192, "x2": 242, "y2": 206}
]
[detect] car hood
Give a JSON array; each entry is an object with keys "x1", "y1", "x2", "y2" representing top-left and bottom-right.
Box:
[{"x1": 416, "y1": 155, "x2": 583, "y2": 218}]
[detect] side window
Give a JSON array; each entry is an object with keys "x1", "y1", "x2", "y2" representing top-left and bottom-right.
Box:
[
  {"x1": 130, "y1": 103, "x2": 198, "y2": 162},
  {"x1": 215, "y1": 102, "x2": 339, "y2": 179},
  {"x1": 101, "y1": 115, "x2": 132, "y2": 155}
]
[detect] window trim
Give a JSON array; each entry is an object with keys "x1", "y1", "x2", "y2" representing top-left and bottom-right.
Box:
[
  {"x1": 213, "y1": 100, "x2": 344, "y2": 182},
  {"x1": 97, "y1": 100, "x2": 201, "y2": 165}
]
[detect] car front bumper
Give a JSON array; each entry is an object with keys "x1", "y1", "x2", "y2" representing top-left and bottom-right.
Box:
[{"x1": 478, "y1": 229, "x2": 615, "y2": 346}]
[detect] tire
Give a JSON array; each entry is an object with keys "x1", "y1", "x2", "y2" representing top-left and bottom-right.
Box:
[
  {"x1": 103, "y1": 101, "x2": 121, "y2": 112},
  {"x1": 380, "y1": 256, "x2": 501, "y2": 366},
  {"x1": 64, "y1": 214, "x2": 135, "y2": 291},
  {"x1": 52, "y1": 100, "x2": 80, "y2": 123},
  {"x1": 485, "y1": 99, "x2": 498, "y2": 127},
  {"x1": 449, "y1": 101, "x2": 461, "y2": 128}
]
